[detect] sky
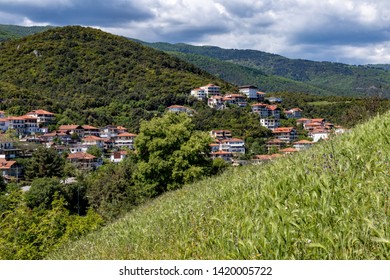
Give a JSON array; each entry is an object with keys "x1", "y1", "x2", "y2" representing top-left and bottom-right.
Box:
[{"x1": 1, "y1": 0, "x2": 390, "y2": 65}]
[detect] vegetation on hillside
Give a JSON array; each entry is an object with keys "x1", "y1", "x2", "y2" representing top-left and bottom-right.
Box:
[
  {"x1": 0, "y1": 24, "x2": 52, "y2": 42},
  {"x1": 0, "y1": 26, "x2": 235, "y2": 130},
  {"x1": 50, "y1": 110, "x2": 390, "y2": 260},
  {"x1": 143, "y1": 42, "x2": 390, "y2": 98}
]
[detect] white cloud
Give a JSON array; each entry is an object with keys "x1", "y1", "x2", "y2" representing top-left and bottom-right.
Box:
[{"x1": 2, "y1": 0, "x2": 390, "y2": 64}]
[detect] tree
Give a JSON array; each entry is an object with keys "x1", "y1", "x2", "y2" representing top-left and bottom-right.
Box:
[
  {"x1": 25, "y1": 146, "x2": 65, "y2": 180},
  {"x1": 86, "y1": 158, "x2": 140, "y2": 220},
  {"x1": 134, "y1": 112, "x2": 213, "y2": 194}
]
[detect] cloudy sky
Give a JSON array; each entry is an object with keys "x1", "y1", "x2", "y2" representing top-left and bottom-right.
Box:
[{"x1": 1, "y1": 0, "x2": 390, "y2": 65}]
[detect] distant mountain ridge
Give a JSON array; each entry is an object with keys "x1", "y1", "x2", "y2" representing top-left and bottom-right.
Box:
[
  {"x1": 139, "y1": 41, "x2": 390, "y2": 98},
  {"x1": 1, "y1": 24, "x2": 390, "y2": 98},
  {"x1": 0, "y1": 24, "x2": 52, "y2": 41}
]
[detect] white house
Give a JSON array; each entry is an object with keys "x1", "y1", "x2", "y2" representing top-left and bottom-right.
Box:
[
  {"x1": 272, "y1": 127, "x2": 298, "y2": 143},
  {"x1": 310, "y1": 129, "x2": 329, "y2": 142},
  {"x1": 220, "y1": 138, "x2": 245, "y2": 154},
  {"x1": 114, "y1": 133, "x2": 137, "y2": 150},
  {"x1": 190, "y1": 88, "x2": 207, "y2": 100},
  {"x1": 110, "y1": 150, "x2": 128, "y2": 163},
  {"x1": 25, "y1": 109, "x2": 55, "y2": 125},
  {"x1": 200, "y1": 84, "x2": 221, "y2": 97},
  {"x1": 239, "y1": 85, "x2": 258, "y2": 99}
]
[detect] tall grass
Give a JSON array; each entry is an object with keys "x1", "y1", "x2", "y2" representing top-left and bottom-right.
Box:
[{"x1": 50, "y1": 112, "x2": 390, "y2": 259}]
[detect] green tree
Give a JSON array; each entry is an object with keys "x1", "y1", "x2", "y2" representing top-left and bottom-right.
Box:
[
  {"x1": 24, "y1": 177, "x2": 62, "y2": 210},
  {"x1": 86, "y1": 145, "x2": 103, "y2": 158},
  {"x1": 86, "y1": 158, "x2": 140, "y2": 220},
  {"x1": 134, "y1": 112, "x2": 213, "y2": 194},
  {"x1": 0, "y1": 176, "x2": 6, "y2": 193},
  {"x1": 25, "y1": 146, "x2": 65, "y2": 180}
]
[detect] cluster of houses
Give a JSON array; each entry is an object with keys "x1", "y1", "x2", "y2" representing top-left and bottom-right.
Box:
[
  {"x1": 0, "y1": 109, "x2": 139, "y2": 181},
  {"x1": 0, "y1": 83, "x2": 348, "y2": 180},
  {"x1": 189, "y1": 84, "x2": 348, "y2": 164}
]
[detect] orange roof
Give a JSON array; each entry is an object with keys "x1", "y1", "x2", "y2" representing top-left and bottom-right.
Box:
[
  {"x1": 117, "y1": 126, "x2": 127, "y2": 130},
  {"x1": 254, "y1": 155, "x2": 272, "y2": 160},
  {"x1": 257, "y1": 91, "x2": 266, "y2": 95},
  {"x1": 267, "y1": 139, "x2": 285, "y2": 144},
  {"x1": 83, "y1": 135, "x2": 105, "y2": 141},
  {"x1": 27, "y1": 109, "x2": 54, "y2": 115},
  {"x1": 209, "y1": 143, "x2": 220, "y2": 147},
  {"x1": 267, "y1": 105, "x2": 279, "y2": 111},
  {"x1": 67, "y1": 152, "x2": 96, "y2": 160},
  {"x1": 0, "y1": 159, "x2": 16, "y2": 169},
  {"x1": 82, "y1": 125, "x2": 98, "y2": 130},
  {"x1": 311, "y1": 118, "x2": 325, "y2": 122},
  {"x1": 117, "y1": 132, "x2": 137, "y2": 137},
  {"x1": 251, "y1": 103, "x2": 267, "y2": 107},
  {"x1": 280, "y1": 148, "x2": 298, "y2": 153},
  {"x1": 59, "y1": 125, "x2": 83, "y2": 130},
  {"x1": 294, "y1": 140, "x2": 313, "y2": 144},
  {"x1": 273, "y1": 127, "x2": 295, "y2": 133}
]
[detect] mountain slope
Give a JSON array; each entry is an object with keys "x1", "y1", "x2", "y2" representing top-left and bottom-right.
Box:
[
  {"x1": 143, "y1": 42, "x2": 390, "y2": 98},
  {"x1": 0, "y1": 26, "x2": 235, "y2": 128},
  {"x1": 0, "y1": 24, "x2": 52, "y2": 41},
  {"x1": 50, "y1": 110, "x2": 390, "y2": 260}
]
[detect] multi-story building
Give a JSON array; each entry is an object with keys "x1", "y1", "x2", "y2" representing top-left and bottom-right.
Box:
[
  {"x1": 114, "y1": 133, "x2": 137, "y2": 150},
  {"x1": 190, "y1": 88, "x2": 207, "y2": 100},
  {"x1": 239, "y1": 85, "x2": 258, "y2": 99},
  {"x1": 200, "y1": 84, "x2": 221, "y2": 97},
  {"x1": 272, "y1": 127, "x2": 297, "y2": 143},
  {"x1": 210, "y1": 130, "x2": 232, "y2": 140},
  {"x1": 25, "y1": 109, "x2": 55, "y2": 125}
]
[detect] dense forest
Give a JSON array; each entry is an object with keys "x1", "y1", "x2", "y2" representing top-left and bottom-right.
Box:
[
  {"x1": 142, "y1": 41, "x2": 390, "y2": 98},
  {"x1": 0, "y1": 26, "x2": 235, "y2": 130}
]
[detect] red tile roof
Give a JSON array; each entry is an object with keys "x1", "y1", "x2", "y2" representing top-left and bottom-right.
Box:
[
  {"x1": 117, "y1": 133, "x2": 137, "y2": 137},
  {"x1": 294, "y1": 140, "x2": 313, "y2": 144},
  {"x1": 67, "y1": 152, "x2": 96, "y2": 160},
  {"x1": 0, "y1": 159, "x2": 16, "y2": 169},
  {"x1": 26, "y1": 109, "x2": 55, "y2": 115}
]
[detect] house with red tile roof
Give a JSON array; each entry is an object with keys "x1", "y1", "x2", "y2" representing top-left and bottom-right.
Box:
[
  {"x1": 293, "y1": 140, "x2": 314, "y2": 151},
  {"x1": 285, "y1": 108, "x2": 303, "y2": 119},
  {"x1": 211, "y1": 151, "x2": 234, "y2": 162},
  {"x1": 67, "y1": 152, "x2": 102, "y2": 170},
  {"x1": 167, "y1": 105, "x2": 194, "y2": 114},
  {"x1": 272, "y1": 127, "x2": 297, "y2": 143},
  {"x1": 25, "y1": 109, "x2": 55, "y2": 125},
  {"x1": 114, "y1": 133, "x2": 137, "y2": 150}
]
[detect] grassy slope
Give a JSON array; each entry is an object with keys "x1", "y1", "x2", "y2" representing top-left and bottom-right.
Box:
[{"x1": 50, "y1": 111, "x2": 390, "y2": 260}]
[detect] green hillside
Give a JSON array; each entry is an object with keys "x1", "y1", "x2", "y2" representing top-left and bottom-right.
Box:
[
  {"x1": 169, "y1": 51, "x2": 335, "y2": 96},
  {"x1": 143, "y1": 42, "x2": 390, "y2": 98},
  {"x1": 0, "y1": 26, "x2": 235, "y2": 129},
  {"x1": 50, "y1": 111, "x2": 390, "y2": 260},
  {"x1": 0, "y1": 24, "x2": 52, "y2": 41}
]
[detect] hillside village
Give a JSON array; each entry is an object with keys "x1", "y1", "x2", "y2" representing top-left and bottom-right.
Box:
[{"x1": 0, "y1": 83, "x2": 348, "y2": 182}]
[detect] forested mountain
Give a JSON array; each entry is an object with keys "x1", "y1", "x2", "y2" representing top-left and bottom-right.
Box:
[
  {"x1": 0, "y1": 24, "x2": 52, "y2": 41},
  {"x1": 0, "y1": 26, "x2": 235, "y2": 129},
  {"x1": 2, "y1": 25, "x2": 390, "y2": 98},
  {"x1": 141, "y1": 42, "x2": 390, "y2": 98}
]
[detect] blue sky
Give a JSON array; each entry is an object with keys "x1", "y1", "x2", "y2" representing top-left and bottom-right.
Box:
[{"x1": 1, "y1": 0, "x2": 390, "y2": 65}]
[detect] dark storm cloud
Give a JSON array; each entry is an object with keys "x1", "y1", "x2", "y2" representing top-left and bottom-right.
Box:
[{"x1": 0, "y1": 0, "x2": 154, "y2": 27}]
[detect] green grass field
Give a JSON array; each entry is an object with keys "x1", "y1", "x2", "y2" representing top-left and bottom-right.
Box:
[{"x1": 50, "y1": 112, "x2": 390, "y2": 260}]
